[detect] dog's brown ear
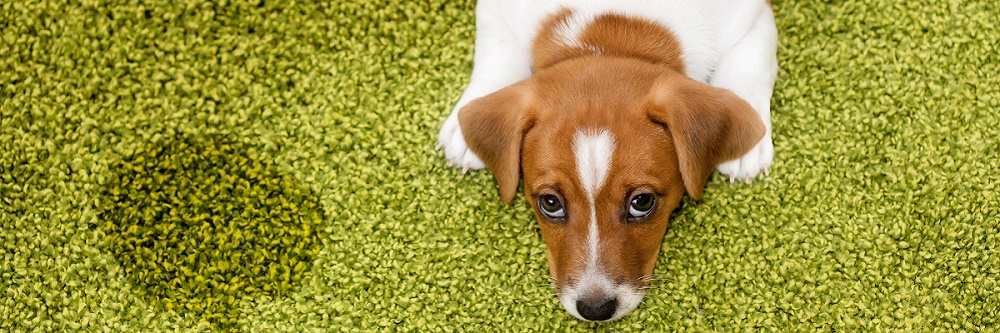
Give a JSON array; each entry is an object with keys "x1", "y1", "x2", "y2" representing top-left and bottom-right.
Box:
[
  {"x1": 459, "y1": 83, "x2": 536, "y2": 204},
  {"x1": 647, "y1": 73, "x2": 765, "y2": 200}
]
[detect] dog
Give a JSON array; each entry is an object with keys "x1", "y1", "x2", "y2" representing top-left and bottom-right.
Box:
[{"x1": 437, "y1": 0, "x2": 777, "y2": 322}]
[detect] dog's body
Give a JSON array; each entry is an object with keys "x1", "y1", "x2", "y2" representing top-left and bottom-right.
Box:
[{"x1": 438, "y1": 0, "x2": 777, "y2": 321}]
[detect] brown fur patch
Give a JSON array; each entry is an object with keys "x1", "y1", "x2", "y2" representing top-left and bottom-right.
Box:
[{"x1": 532, "y1": 11, "x2": 685, "y2": 72}]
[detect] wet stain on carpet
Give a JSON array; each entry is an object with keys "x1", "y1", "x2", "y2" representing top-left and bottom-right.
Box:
[{"x1": 98, "y1": 134, "x2": 325, "y2": 331}]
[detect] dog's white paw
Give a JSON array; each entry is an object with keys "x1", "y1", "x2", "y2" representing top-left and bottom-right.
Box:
[
  {"x1": 716, "y1": 134, "x2": 773, "y2": 182},
  {"x1": 437, "y1": 110, "x2": 486, "y2": 172}
]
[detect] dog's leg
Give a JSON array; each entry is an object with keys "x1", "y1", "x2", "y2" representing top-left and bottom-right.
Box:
[
  {"x1": 711, "y1": 6, "x2": 779, "y2": 182},
  {"x1": 438, "y1": 3, "x2": 533, "y2": 171}
]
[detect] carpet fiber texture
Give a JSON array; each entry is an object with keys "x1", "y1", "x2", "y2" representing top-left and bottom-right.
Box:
[{"x1": 2, "y1": 0, "x2": 998, "y2": 331}]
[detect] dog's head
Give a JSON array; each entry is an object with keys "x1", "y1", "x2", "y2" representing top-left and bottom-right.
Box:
[{"x1": 459, "y1": 56, "x2": 764, "y2": 321}]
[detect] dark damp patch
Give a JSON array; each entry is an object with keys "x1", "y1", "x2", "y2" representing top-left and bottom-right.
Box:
[{"x1": 98, "y1": 134, "x2": 325, "y2": 331}]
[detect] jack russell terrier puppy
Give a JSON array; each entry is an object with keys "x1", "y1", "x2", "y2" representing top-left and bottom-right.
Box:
[{"x1": 437, "y1": 0, "x2": 777, "y2": 322}]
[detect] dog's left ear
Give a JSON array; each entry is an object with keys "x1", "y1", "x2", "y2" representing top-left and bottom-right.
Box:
[
  {"x1": 459, "y1": 82, "x2": 536, "y2": 204},
  {"x1": 647, "y1": 73, "x2": 765, "y2": 200}
]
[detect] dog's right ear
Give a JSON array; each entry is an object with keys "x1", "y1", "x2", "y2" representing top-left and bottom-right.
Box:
[
  {"x1": 459, "y1": 82, "x2": 536, "y2": 204},
  {"x1": 647, "y1": 73, "x2": 764, "y2": 200}
]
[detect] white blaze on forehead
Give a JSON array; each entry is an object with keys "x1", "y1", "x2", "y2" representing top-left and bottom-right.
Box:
[
  {"x1": 565, "y1": 129, "x2": 644, "y2": 321},
  {"x1": 573, "y1": 129, "x2": 615, "y2": 201},
  {"x1": 563, "y1": 129, "x2": 619, "y2": 321},
  {"x1": 572, "y1": 129, "x2": 615, "y2": 268}
]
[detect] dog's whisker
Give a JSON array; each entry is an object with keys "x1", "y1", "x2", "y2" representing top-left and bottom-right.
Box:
[
  {"x1": 639, "y1": 275, "x2": 677, "y2": 283},
  {"x1": 523, "y1": 275, "x2": 558, "y2": 283},
  {"x1": 635, "y1": 277, "x2": 674, "y2": 286}
]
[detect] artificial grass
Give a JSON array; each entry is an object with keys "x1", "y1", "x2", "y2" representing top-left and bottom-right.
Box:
[{"x1": 0, "y1": 0, "x2": 997, "y2": 331}]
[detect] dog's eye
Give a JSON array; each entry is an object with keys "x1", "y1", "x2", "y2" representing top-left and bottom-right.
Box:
[
  {"x1": 538, "y1": 194, "x2": 566, "y2": 220},
  {"x1": 627, "y1": 193, "x2": 656, "y2": 220}
]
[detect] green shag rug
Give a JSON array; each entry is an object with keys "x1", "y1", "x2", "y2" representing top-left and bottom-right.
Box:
[{"x1": 2, "y1": 0, "x2": 998, "y2": 331}]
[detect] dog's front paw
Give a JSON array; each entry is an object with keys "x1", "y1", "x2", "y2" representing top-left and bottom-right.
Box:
[
  {"x1": 716, "y1": 134, "x2": 773, "y2": 182},
  {"x1": 437, "y1": 111, "x2": 486, "y2": 172}
]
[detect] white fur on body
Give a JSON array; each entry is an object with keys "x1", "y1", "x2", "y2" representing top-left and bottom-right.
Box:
[{"x1": 436, "y1": 0, "x2": 778, "y2": 321}]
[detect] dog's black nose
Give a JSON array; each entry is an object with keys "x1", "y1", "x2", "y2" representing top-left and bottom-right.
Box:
[{"x1": 576, "y1": 297, "x2": 617, "y2": 321}]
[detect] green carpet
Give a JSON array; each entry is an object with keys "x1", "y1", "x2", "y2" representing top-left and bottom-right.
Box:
[{"x1": 1, "y1": 0, "x2": 998, "y2": 331}]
